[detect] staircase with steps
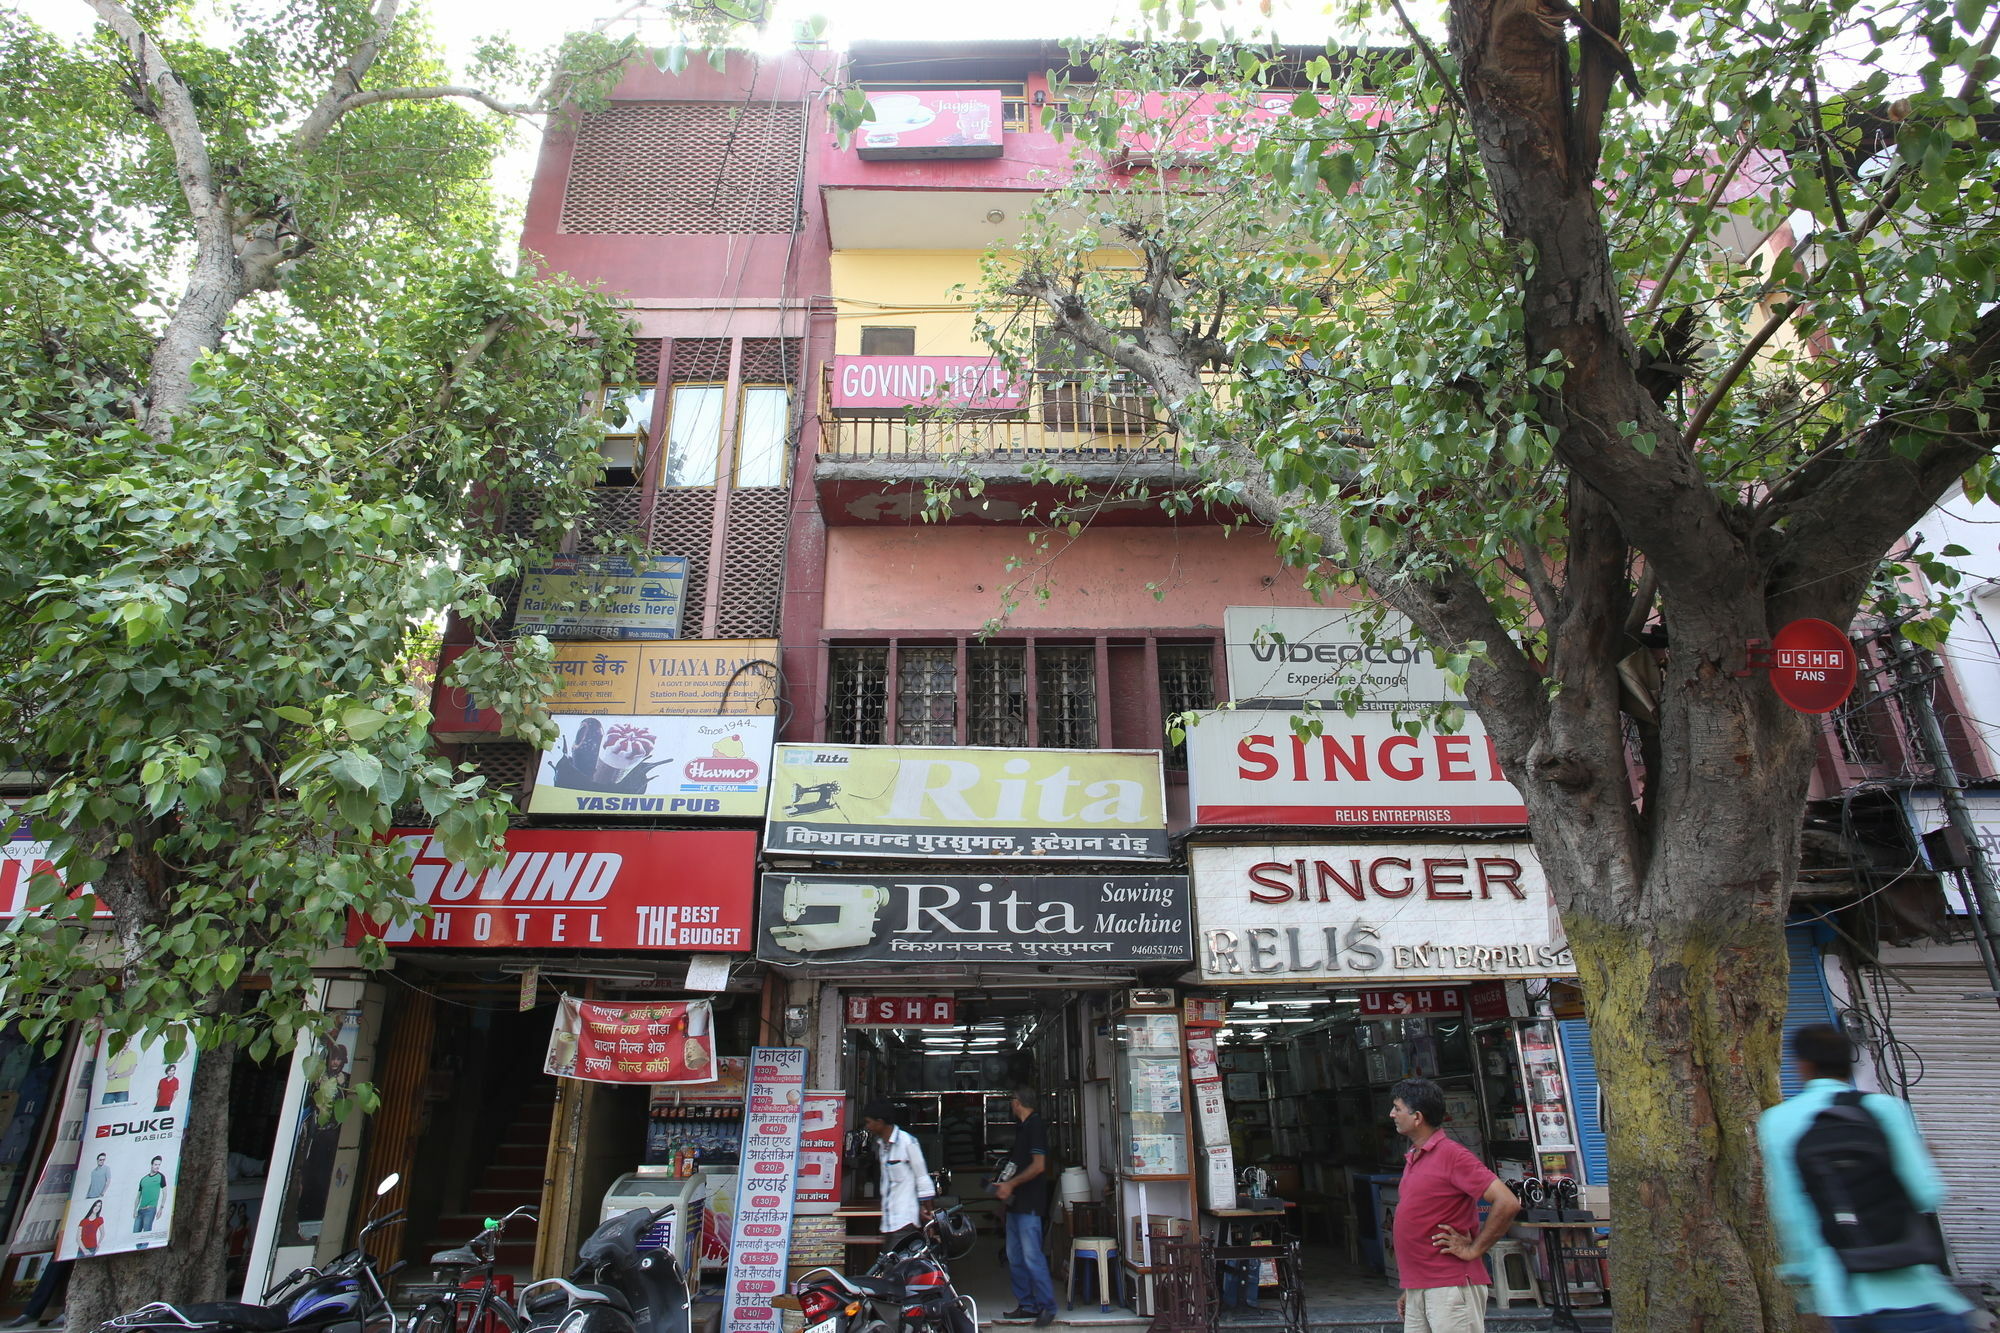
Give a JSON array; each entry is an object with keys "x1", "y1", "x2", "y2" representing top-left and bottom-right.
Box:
[{"x1": 420, "y1": 1085, "x2": 555, "y2": 1272}]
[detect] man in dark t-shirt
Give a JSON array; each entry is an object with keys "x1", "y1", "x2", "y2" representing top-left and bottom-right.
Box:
[{"x1": 994, "y1": 1085, "x2": 1056, "y2": 1326}]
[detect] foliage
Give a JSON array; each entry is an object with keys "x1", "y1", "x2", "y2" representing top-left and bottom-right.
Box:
[{"x1": 0, "y1": 0, "x2": 636, "y2": 1067}]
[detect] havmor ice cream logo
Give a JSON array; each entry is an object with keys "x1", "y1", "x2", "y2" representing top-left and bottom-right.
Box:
[{"x1": 529, "y1": 714, "x2": 775, "y2": 818}]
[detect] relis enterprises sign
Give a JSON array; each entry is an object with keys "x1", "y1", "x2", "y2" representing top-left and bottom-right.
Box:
[
  {"x1": 763, "y1": 744, "x2": 1169, "y2": 860},
  {"x1": 1189, "y1": 842, "x2": 1570, "y2": 983},
  {"x1": 756, "y1": 873, "x2": 1191, "y2": 965}
]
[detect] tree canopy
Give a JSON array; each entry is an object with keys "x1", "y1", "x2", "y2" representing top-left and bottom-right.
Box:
[
  {"x1": 995, "y1": 0, "x2": 1997, "y2": 1325},
  {"x1": 0, "y1": 0, "x2": 631, "y2": 1112}
]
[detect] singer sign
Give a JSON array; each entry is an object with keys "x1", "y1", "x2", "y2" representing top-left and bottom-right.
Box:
[
  {"x1": 348, "y1": 828, "x2": 756, "y2": 950},
  {"x1": 1185, "y1": 709, "x2": 1528, "y2": 827}
]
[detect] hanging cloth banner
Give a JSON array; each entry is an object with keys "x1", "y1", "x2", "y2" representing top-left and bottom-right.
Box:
[
  {"x1": 543, "y1": 996, "x2": 717, "y2": 1085},
  {"x1": 58, "y1": 1030, "x2": 197, "y2": 1259},
  {"x1": 6, "y1": 1033, "x2": 95, "y2": 1257}
]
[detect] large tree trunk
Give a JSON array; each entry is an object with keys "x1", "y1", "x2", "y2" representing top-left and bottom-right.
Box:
[
  {"x1": 1569, "y1": 908, "x2": 1796, "y2": 1330},
  {"x1": 67, "y1": 1044, "x2": 237, "y2": 1330}
]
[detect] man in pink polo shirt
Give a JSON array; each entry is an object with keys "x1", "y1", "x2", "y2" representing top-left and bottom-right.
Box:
[{"x1": 1390, "y1": 1077, "x2": 1522, "y2": 1332}]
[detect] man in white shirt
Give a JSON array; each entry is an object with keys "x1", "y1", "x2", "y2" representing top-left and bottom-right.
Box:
[{"x1": 863, "y1": 1099, "x2": 935, "y2": 1238}]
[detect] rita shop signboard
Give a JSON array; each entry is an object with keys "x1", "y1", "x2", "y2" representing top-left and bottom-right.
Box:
[
  {"x1": 348, "y1": 828, "x2": 755, "y2": 951},
  {"x1": 757, "y1": 872, "x2": 1191, "y2": 965},
  {"x1": 1185, "y1": 709, "x2": 1527, "y2": 827},
  {"x1": 1190, "y1": 842, "x2": 1570, "y2": 984},
  {"x1": 829, "y1": 355, "x2": 1028, "y2": 412}
]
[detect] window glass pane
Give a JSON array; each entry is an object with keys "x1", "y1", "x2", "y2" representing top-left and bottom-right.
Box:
[
  {"x1": 604, "y1": 386, "x2": 654, "y2": 439},
  {"x1": 1158, "y1": 644, "x2": 1216, "y2": 768},
  {"x1": 860, "y1": 327, "x2": 917, "y2": 356},
  {"x1": 663, "y1": 384, "x2": 723, "y2": 487},
  {"x1": 735, "y1": 387, "x2": 792, "y2": 488}
]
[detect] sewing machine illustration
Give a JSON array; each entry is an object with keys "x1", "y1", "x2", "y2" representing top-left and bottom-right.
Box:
[
  {"x1": 784, "y1": 781, "x2": 841, "y2": 816},
  {"x1": 768, "y1": 877, "x2": 891, "y2": 953}
]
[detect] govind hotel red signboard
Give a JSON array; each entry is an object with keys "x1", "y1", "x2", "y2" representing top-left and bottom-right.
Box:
[
  {"x1": 829, "y1": 355, "x2": 1027, "y2": 411},
  {"x1": 349, "y1": 828, "x2": 755, "y2": 950}
]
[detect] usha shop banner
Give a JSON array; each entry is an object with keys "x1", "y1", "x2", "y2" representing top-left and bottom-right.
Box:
[
  {"x1": 763, "y1": 744, "x2": 1169, "y2": 861},
  {"x1": 348, "y1": 829, "x2": 755, "y2": 951},
  {"x1": 544, "y1": 997, "x2": 717, "y2": 1086},
  {"x1": 58, "y1": 1032, "x2": 196, "y2": 1260},
  {"x1": 1184, "y1": 708, "x2": 1527, "y2": 827}
]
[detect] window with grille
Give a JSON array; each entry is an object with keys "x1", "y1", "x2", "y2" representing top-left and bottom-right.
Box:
[
  {"x1": 823, "y1": 637, "x2": 1208, "y2": 750},
  {"x1": 733, "y1": 386, "x2": 793, "y2": 487},
  {"x1": 827, "y1": 647, "x2": 888, "y2": 744},
  {"x1": 1037, "y1": 646, "x2": 1098, "y2": 747},
  {"x1": 559, "y1": 102, "x2": 805, "y2": 235},
  {"x1": 897, "y1": 647, "x2": 957, "y2": 744},
  {"x1": 1158, "y1": 644, "x2": 1216, "y2": 767}
]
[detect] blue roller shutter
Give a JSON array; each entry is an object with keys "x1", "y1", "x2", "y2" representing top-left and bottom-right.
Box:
[
  {"x1": 1781, "y1": 921, "x2": 1837, "y2": 1098},
  {"x1": 1556, "y1": 1020, "x2": 1606, "y2": 1185}
]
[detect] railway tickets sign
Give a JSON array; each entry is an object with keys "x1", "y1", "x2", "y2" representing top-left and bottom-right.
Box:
[
  {"x1": 1189, "y1": 842, "x2": 1570, "y2": 983},
  {"x1": 763, "y1": 744, "x2": 1168, "y2": 860}
]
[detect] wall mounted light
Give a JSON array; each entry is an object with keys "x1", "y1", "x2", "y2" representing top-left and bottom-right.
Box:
[{"x1": 985, "y1": 209, "x2": 1006, "y2": 224}]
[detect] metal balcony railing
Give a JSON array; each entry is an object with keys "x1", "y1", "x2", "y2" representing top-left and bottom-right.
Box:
[{"x1": 818, "y1": 370, "x2": 1230, "y2": 463}]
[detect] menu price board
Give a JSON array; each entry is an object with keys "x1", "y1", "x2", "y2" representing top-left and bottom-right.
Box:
[{"x1": 721, "y1": 1048, "x2": 808, "y2": 1333}]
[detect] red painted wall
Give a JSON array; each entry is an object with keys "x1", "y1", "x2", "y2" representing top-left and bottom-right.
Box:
[
  {"x1": 821, "y1": 526, "x2": 1322, "y2": 634},
  {"x1": 521, "y1": 50, "x2": 837, "y2": 302}
]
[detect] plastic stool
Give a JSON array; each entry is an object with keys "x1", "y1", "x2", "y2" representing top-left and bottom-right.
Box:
[
  {"x1": 1067, "y1": 1236, "x2": 1121, "y2": 1312},
  {"x1": 1486, "y1": 1239, "x2": 1541, "y2": 1308}
]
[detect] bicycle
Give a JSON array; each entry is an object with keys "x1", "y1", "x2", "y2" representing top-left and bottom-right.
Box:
[{"x1": 403, "y1": 1205, "x2": 539, "y2": 1333}]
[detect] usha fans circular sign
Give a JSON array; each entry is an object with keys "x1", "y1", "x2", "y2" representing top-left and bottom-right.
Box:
[{"x1": 1770, "y1": 619, "x2": 1857, "y2": 713}]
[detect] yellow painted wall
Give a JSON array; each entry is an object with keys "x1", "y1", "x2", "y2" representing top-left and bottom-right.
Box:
[{"x1": 829, "y1": 249, "x2": 1141, "y2": 354}]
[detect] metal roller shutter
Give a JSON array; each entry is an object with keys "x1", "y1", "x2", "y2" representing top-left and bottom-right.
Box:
[{"x1": 1882, "y1": 964, "x2": 2000, "y2": 1280}]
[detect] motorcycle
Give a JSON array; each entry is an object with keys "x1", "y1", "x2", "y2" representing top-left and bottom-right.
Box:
[
  {"x1": 517, "y1": 1207, "x2": 691, "y2": 1333},
  {"x1": 775, "y1": 1198, "x2": 977, "y2": 1333},
  {"x1": 98, "y1": 1174, "x2": 405, "y2": 1333}
]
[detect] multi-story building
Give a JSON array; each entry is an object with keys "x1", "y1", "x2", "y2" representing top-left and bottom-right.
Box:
[{"x1": 190, "y1": 35, "x2": 1967, "y2": 1326}]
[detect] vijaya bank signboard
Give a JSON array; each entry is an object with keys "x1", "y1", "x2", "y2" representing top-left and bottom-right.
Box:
[
  {"x1": 1190, "y1": 842, "x2": 1570, "y2": 984},
  {"x1": 1184, "y1": 709, "x2": 1527, "y2": 826},
  {"x1": 349, "y1": 828, "x2": 756, "y2": 951}
]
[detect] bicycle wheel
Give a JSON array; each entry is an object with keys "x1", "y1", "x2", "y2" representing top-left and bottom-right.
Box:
[{"x1": 405, "y1": 1299, "x2": 453, "y2": 1333}]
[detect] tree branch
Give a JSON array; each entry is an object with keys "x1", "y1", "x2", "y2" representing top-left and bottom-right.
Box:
[{"x1": 293, "y1": 0, "x2": 405, "y2": 154}]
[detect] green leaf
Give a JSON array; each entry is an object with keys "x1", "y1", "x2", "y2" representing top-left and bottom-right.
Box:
[
  {"x1": 274, "y1": 706, "x2": 315, "y2": 725},
  {"x1": 341, "y1": 706, "x2": 389, "y2": 741},
  {"x1": 331, "y1": 749, "x2": 383, "y2": 791}
]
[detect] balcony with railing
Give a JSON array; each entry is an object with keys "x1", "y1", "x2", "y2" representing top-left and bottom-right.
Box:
[{"x1": 813, "y1": 358, "x2": 1228, "y2": 523}]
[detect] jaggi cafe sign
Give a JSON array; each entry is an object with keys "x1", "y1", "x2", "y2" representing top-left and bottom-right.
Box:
[
  {"x1": 349, "y1": 829, "x2": 756, "y2": 951},
  {"x1": 1190, "y1": 842, "x2": 1570, "y2": 983},
  {"x1": 1185, "y1": 709, "x2": 1527, "y2": 827},
  {"x1": 1224, "y1": 606, "x2": 1460, "y2": 705},
  {"x1": 513, "y1": 554, "x2": 689, "y2": 640},
  {"x1": 764, "y1": 743, "x2": 1169, "y2": 860},
  {"x1": 757, "y1": 873, "x2": 1191, "y2": 965}
]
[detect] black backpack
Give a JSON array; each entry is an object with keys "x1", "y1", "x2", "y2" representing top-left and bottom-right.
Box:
[{"x1": 1793, "y1": 1090, "x2": 1947, "y2": 1273}]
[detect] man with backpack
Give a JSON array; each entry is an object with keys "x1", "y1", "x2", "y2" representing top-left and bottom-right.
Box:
[{"x1": 1758, "y1": 1023, "x2": 1972, "y2": 1332}]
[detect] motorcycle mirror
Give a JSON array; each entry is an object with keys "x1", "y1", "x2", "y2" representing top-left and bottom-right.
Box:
[{"x1": 376, "y1": 1174, "x2": 401, "y2": 1196}]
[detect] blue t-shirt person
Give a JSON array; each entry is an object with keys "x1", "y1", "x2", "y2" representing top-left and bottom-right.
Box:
[{"x1": 1758, "y1": 1026, "x2": 1970, "y2": 1330}]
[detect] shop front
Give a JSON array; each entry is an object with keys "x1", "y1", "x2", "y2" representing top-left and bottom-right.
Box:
[
  {"x1": 341, "y1": 826, "x2": 763, "y2": 1285},
  {"x1": 755, "y1": 741, "x2": 1192, "y2": 1319},
  {"x1": 1183, "y1": 839, "x2": 1605, "y2": 1312}
]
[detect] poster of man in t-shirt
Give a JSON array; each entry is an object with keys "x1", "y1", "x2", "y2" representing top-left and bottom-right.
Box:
[
  {"x1": 153, "y1": 1063, "x2": 181, "y2": 1112},
  {"x1": 133, "y1": 1158, "x2": 168, "y2": 1234}
]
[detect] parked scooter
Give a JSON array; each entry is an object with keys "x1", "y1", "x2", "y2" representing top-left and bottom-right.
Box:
[
  {"x1": 97, "y1": 1175, "x2": 405, "y2": 1333},
  {"x1": 517, "y1": 1208, "x2": 690, "y2": 1333},
  {"x1": 776, "y1": 1198, "x2": 977, "y2": 1333}
]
